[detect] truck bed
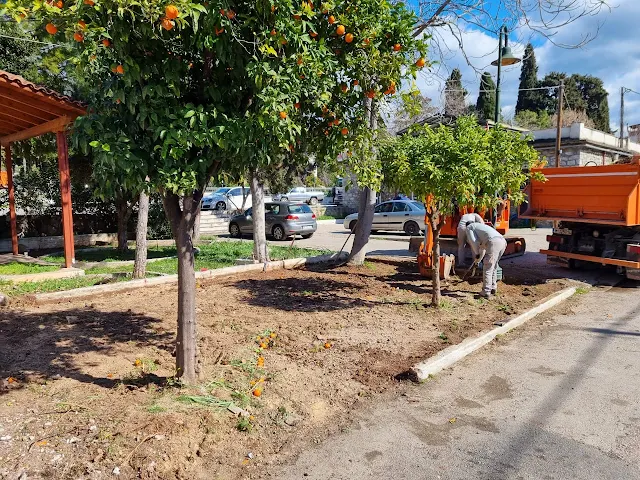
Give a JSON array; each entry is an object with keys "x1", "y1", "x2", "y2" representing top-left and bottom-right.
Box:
[{"x1": 521, "y1": 163, "x2": 640, "y2": 226}]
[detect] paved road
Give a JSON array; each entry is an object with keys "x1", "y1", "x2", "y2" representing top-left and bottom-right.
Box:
[{"x1": 275, "y1": 283, "x2": 640, "y2": 479}]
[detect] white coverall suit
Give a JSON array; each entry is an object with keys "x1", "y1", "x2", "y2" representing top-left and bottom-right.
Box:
[
  {"x1": 465, "y1": 222, "x2": 507, "y2": 297},
  {"x1": 457, "y1": 213, "x2": 484, "y2": 265}
]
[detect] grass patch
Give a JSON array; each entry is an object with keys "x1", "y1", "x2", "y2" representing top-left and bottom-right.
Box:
[
  {"x1": 42, "y1": 245, "x2": 176, "y2": 264},
  {"x1": 0, "y1": 276, "x2": 129, "y2": 296},
  {"x1": 0, "y1": 262, "x2": 61, "y2": 275},
  {"x1": 575, "y1": 286, "x2": 589, "y2": 295}
]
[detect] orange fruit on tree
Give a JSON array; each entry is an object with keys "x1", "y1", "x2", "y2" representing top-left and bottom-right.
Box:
[
  {"x1": 294, "y1": 102, "x2": 301, "y2": 109},
  {"x1": 252, "y1": 387, "x2": 263, "y2": 397},
  {"x1": 416, "y1": 57, "x2": 426, "y2": 68},
  {"x1": 78, "y1": 20, "x2": 87, "y2": 30},
  {"x1": 353, "y1": 79, "x2": 359, "y2": 86},
  {"x1": 73, "y1": 32, "x2": 84, "y2": 42},
  {"x1": 165, "y1": 5, "x2": 179, "y2": 19},
  {"x1": 161, "y1": 17, "x2": 174, "y2": 30},
  {"x1": 215, "y1": 26, "x2": 225, "y2": 35},
  {"x1": 345, "y1": 33, "x2": 354, "y2": 43},
  {"x1": 84, "y1": 0, "x2": 95, "y2": 5},
  {"x1": 310, "y1": 31, "x2": 318, "y2": 38},
  {"x1": 279, "y1": 111, "x2": 287, "y2": 119},
  {"x1": 226, "y1": 9, "x2": 236, "y2": 19},
  {"x1": 115, "y1": 64, "x2": 124, "y2": 74},
  {"x1": 45, "y1": 23, "x2": 58, "y2": 35},
  {"x1": 365, "y1": 90, "x2": 375, "y2": 98},
  {"x1": 280, "y1": 37, "x2": 287, "y2": 45},
  {"x1": 270, "y1": 29, "x2": 277, "y2": 36},
  {"x1": 56, "y1": 1, "x2": 63, "y2": 8},
  {"x1": 328, "y1": 15, "x2": 335, "y2": 24},
  {"x1": 341, "y1": 128, "x2": 348, "y2": 135},
  {"x1": 101, "y1": 38, "x2": 110, "y2": 47},
  {"x1": 297, "y1": 56, "x2": 303, "y2": 65},
  {"x1": 293, "y1": 14, "x2": 301, "y2": 20},
  {"x1": 393, "y1": 43, "x2": 402, "y2": 51},
  {"x1": 336, "y1": 24, "x2": 345, "y2": 36},
  {"x1": 340, "y1": 83, "x2": 348, "y2": 93}
]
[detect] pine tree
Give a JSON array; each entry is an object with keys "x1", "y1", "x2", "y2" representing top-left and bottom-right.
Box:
[
  {"x1": 444, "y1": 68, "x2": 467, "y2": 117},
  {"x1": 475, "y1": 72, "x2": 496, "y2": 121},
  {"x1": 515, "y1": 44, "x2": 543, "y2": 114}
]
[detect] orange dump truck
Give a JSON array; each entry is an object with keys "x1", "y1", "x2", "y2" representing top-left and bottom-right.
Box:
[{"x1": 522, "y1": 161, "x2": 640, "y2": 280}]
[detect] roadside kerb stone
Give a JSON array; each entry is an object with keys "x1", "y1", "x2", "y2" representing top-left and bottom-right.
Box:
[
  {"x1": 0, "y1": 267, "x2": 85, "y2": 284},
  {"x1": 31, "y1": 252, "x2": 348, "y2": 304},
  {"x1": 409, "y1": 286, "x2": 577, "y2": 382}
]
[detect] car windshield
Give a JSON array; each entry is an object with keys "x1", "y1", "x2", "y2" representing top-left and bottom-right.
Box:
[
  {"x1": 288, "y1": 204, "x2": 312, "y2": 214},
  {"x1": 411, "y1": 201, "x2": 425, "y2": 211},
  {"x1": 213, "y1": 187, "x2": 231, "y2": 195}
]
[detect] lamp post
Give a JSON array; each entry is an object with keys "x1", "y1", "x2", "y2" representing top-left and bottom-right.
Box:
[{"x1": 491, "y1": 25, "x2": 521, "y2": 124}]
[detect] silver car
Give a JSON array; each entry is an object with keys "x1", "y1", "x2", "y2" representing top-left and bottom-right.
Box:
[
  {"x1": 229, "y1": 202, "x2": 317, "y2": 240},
  {"x1": 343, "y1": 200, "x2": 426, "y2": 236}
]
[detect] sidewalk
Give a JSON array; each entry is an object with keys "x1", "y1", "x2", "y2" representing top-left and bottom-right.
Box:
[{"x1": 275, "y1": 285, "x2": 640, "y2": 479}]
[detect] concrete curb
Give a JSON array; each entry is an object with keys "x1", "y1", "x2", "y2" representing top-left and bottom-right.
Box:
[
  {"x1": 409, "y1": 286, "x2": 577, "y2": 382},
  {"x1": 31, "y1": 252, "x2": 348, "y2": 304}
]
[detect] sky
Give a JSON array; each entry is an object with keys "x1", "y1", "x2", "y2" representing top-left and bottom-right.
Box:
[{"x1": 414, "y1": 0, "x2": 640, "y2": 135}]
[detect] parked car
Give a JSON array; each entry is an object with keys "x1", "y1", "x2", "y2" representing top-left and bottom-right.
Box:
[
  {"x1": 229, "y1": 202, "x2": 317, "y2": 240},
  {"x1": 343, "y1": 200, "x2": 426, "y2": 236},
  {"x1": 274, "y1": 187, "x2": 325, "y2": 205},
  {"x1": 202, "y1": 186, "x2": 251, "y2": 212}
]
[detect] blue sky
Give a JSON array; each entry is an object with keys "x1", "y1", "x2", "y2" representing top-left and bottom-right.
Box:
[{"x1": 413, "y1": 0, "x2": 640, "y2": 134}]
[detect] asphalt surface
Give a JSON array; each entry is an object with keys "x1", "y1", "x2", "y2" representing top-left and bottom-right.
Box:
[{"x1": 275, "y1": 283, "x2": 640, "y2": 479}]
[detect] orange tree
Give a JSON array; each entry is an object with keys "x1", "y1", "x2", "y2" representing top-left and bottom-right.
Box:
[
  {"x1": 294, "y1": 0, "x2": 429, "y2": 265},
  {"x1": 3, "y1": 0, "x2": 426, "y2": 381}
]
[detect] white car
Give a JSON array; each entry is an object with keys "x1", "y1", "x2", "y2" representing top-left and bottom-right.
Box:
[
  {"x1": 274, "y1": 187, "x2": 325, "y2": 205},
  {"x1": 201, "y1": 186, "x2": 251, "y2": 212},
  {"x1": 343, "y1": 200, "x2": 426, "y2": 236}
]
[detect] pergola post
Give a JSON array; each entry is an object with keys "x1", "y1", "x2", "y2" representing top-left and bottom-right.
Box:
[
  {"x1": 4, "y1": 143, "x2": 18, "y2": 256},
  {"x1": 56, "y1": 131, "x2": 75, "y2": 268}
]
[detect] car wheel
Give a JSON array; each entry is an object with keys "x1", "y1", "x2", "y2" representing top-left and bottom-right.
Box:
[
  {"x1": 280, "y1": 196, "x2": 288, "y2": 202},
  {"x1": 272, "y1": 225, "x2": 286, "y2": 241},
  {"x1": 404, "y1": 221, "x2": 420, "y2": 236},
  {"x1": 301, "y1": 233, "x2": 314, "y2": 239},
  {"x1": 215, "y1": 201, "x2": 226, "y2": 211},
  {"x1": 309, "y1": 197, "x2": 318, "y2": 205},
  {"x1": 229, "y1": 223, "x2": 241, "y2": 238},
  {"x1": 349, "y1": 220, "x2": 358, "y2": 233}
]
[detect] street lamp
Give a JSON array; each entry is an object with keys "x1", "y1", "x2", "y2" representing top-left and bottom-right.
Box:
[{"x1": 491, "y1": 25, "x2": 521, "y2": 123}]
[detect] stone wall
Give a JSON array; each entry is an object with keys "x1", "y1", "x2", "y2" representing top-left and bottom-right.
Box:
[{"x1": 536, "y1": 145, "x2": 619, "y2": 167}]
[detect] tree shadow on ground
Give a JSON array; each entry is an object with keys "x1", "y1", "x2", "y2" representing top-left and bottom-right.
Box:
[{"x1": 0, "y1": 307, "x2": 174, "y2": 396}]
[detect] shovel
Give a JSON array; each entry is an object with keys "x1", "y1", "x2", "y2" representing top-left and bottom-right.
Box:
[{"x1": 457, "y1": 259, "x2": 479, "y2": 284}]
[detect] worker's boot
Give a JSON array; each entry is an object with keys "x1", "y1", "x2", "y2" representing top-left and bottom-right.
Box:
[
  {"x1": 479, "y1": 291, "x2": 491, "y2": 299},
  {"x1": 491, "y1": 289, "x2": 496, "y2": 295}
]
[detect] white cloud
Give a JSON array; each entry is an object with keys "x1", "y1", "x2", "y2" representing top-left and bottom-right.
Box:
[{"x1": 417, "y1": 0, "x2": 640, "y2": 133}]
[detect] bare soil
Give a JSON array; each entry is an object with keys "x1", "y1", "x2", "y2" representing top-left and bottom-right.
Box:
[{"x1": 0, "y1": 258, "x2": 571, "y2": 479}]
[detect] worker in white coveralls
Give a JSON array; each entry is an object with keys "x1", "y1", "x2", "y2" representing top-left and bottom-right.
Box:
[
  {"x1": 465, "y1": 222, "x2": 507, "y2": 299},
  {"x1": 457, "y1": 212, "x2": 484, "y2": 266}
]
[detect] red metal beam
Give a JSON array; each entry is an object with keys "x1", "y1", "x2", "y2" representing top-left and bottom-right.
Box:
[
  {"x1": 540, "y1": 249, "x2": 640, "y2": 269},
  {"x1": 56, "y1": 131, "x2": 75, "y2": 268},
  {"x1": 4, "y1": 143, "x2": 18, "y2": 255}
]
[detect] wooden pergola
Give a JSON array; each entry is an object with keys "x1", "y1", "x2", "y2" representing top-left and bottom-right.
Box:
[{"x1": 0, "y1": 71, "x2": 86, "y2": 268}]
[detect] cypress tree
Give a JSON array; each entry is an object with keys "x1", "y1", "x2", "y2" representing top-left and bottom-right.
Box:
[
  {"x1": 444, "y1": 68, "x2": 467, "y2": 117},
  {"x1": 475, "y1": 72, "x2": 496, "y2": 121},
  {"x1": 515, "y1": 43, "x2": 542, "y2": 114}
]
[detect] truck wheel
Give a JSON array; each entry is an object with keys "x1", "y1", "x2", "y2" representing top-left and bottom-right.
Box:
[
  {"x1": 404, "y1": 221, "x2": 420, "y2": 236},
  {"x1": 309, "y1": 197, "x2": 318, "y2": 205}
]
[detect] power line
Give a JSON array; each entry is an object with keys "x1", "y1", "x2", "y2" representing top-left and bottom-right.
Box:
[
  {"x1": 0, "y1": 33, "x2": 63, "y2": 47},
  {"x1": 444, "y1": 85, "x2": 561, "y2": 93}
]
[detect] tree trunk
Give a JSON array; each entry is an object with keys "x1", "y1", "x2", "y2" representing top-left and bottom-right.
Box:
[
  {"x1": 115, "y1": 198, "x2": 132, "y2": 251},
  {"x1": 192, "y1": 206, "x2": 201, "y2": 244},
  {"x1": 348, "y1": 96, "x2": 378, "y2": 265},
  {"x1": 133, "y1": 191, "x2": 149, "y2": 280},
  {"x1": 250, "y1": 169, "x2": 269, "y2": 263},
  {"x1": 348, "y1": 186, "x2": 376, "y2": 265},
  {"x1": 162, "y1": 191, "x2": 202, "y2": 384}
]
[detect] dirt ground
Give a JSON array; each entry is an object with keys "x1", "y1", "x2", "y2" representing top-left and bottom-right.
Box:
[{"x1": 0, "y1": 258, "x2": 573, "y2": 479}]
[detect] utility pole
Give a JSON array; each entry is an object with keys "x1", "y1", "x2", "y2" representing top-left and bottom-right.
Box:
[
  {"x1": 620, "y1": 87, "x2": 625, "y2": 148},
  {"x1": 555, "y1": 80, "x2": 564, "y2": 167}
]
